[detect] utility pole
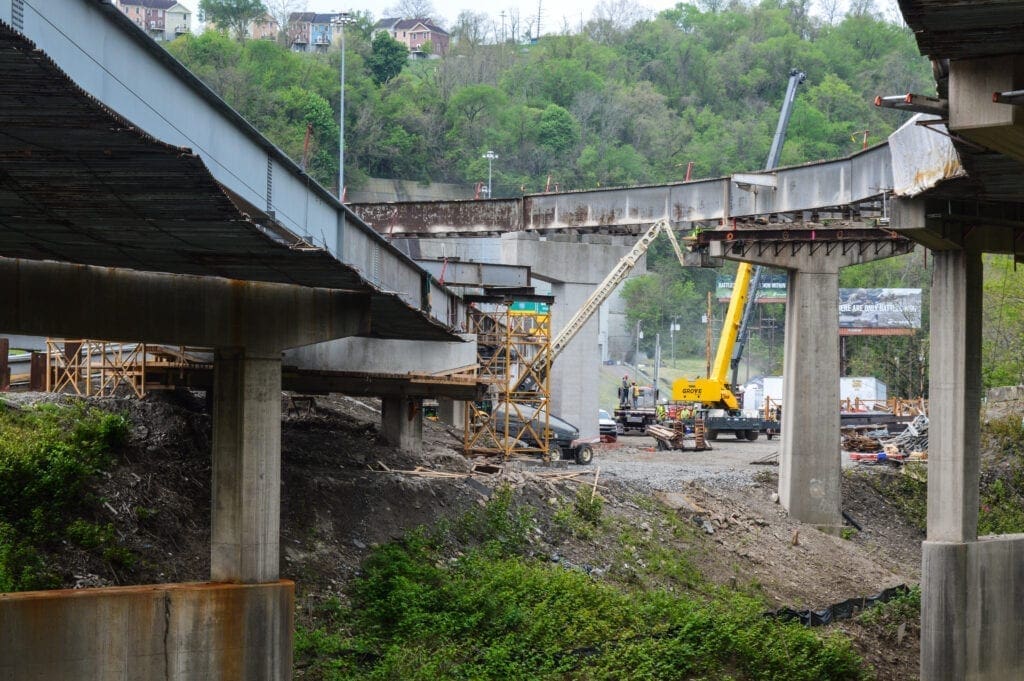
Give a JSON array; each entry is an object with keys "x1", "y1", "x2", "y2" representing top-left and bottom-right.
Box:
[
  {"x1": 670, "y1": 316, "x2": 680, "y2": 368},
  {"x1": 634, "y1": 319, "x2": 643, "y2": 382},
  {"x1": 653, "y1": 334, "x2": 661, "y2": 403},
  {"x1": 334, "y1": 10, "x2": 353, "y2": 200}
]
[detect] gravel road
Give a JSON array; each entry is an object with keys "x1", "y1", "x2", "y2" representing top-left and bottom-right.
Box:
[{"x1": 587, "y1": 434, "x2": 781, "y2": 492}]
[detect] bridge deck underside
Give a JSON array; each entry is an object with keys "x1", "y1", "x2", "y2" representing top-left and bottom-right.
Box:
[{"x1": 0, "y1": 22, "x2": 455, "y2": 341}]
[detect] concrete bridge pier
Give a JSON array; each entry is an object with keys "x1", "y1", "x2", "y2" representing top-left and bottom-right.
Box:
[
  {"x1": 0, "y1": 258, "x2": 376, "y2": 681},
  {"x1": 382, "y1": 397, "x2": 424, "y2": 450},
  {"x1": 211, "y1": 349, "x2": 284, "y2": 583},
  {"x1": 437, "y1": 397, "x2": 465, "y2": 429},
  {"x1": 919, "y1": 249, "x2": 1024, "y2": 680},
  {"x1": 718, "y1": 243, "x2": 908, "y2": 529}
]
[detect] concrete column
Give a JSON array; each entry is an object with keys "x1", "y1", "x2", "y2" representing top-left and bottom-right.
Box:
[
  {"x1": 381, "y1": 397, "x2": 423, "y2": 450},
  {"x1": 211, "y1": 349, "x2": 282, "y2": 584},
  {"x1": 927, "y1": 249, "x2": 983, "y2": 541},
  {"x1": 778, "y1": 266, "x2": 843, "y2": 529},
  {"x1": 550, "y1": 281, "x2": 601, "y2": 437},
  {"x1": 437, "y1": 397, "x2": 465, "y2": 430},
  {"x1": 715, "y1": 240, "x2": 914, "y2": 529},
  {"x1": 920, "y1": 249, "x2": 983, "y2": 681}
]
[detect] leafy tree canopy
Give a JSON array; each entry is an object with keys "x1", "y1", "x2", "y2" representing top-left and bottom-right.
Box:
[
  {"x1": 199, "y1": 0, "x2": 267, "y2": 41},
  {"x1": 367, "y1": 32, "x2": 409, "y2": 85}
]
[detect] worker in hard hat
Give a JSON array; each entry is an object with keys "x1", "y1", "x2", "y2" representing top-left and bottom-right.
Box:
[{"x1": 619, "y1": 375, "x2": 630, "y2": 407}]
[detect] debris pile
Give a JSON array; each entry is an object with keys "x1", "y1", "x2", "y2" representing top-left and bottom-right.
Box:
[
  {"x1": 842, "y1": 432, "x2": 883, "y2": 452},
  {"x1": 846, "y1": 416, "x2": 929, "y2": 465}
]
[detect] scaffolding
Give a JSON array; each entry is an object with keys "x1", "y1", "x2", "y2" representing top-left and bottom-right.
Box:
[
  {"x1": 463, "y1": 297, "x2": 553, "y2": 459},
  {"x1": 44, "y1": 340, "x2": 211, "y2": 397}
]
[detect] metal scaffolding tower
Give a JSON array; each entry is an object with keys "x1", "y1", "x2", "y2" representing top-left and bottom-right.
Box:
[{"x1": 463, "y1": 294, "x2": 554, "y2": 459}]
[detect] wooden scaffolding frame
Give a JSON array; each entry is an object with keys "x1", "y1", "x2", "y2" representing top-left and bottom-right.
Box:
[
  {"x1": 463, "y1": 301, "x2": 553, "y2": 459},
  {"x1": 44, "y1": 340, "x2": 212, "y2": 397}
]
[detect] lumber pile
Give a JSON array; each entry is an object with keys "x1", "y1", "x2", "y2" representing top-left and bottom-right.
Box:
[{"x1": 842, "y1": 432, "x2": 881, "y2": 452}]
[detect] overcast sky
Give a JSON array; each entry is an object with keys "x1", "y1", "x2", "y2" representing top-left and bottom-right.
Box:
[{"x1": 292, "y1": 0, "x2": 903, "y2": 35}]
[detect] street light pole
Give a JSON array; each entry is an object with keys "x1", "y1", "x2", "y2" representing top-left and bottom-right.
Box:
[
  {"x1": 335, "y1": 11, "x2": 352, "y2": 200},
  {"x1": 670, "y1": 317, "x2": 679, "y2": 368},
  {"x1": 482, "y1": 150, "x2": 498, "y2": 197}
]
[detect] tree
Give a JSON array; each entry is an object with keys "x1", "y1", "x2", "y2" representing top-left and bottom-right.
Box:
[
  {"x1": 263, "y1": 0, "x2": 305, "y2": 39},
  {"x1": 200, "y1": 0, "x2": 268, "y2": 41},
  {"x1": 538, "y1": 104, "x2": 579, "y2": 153},
  {"x1": 367, "y1": 32, "x2": 409, "y2": 84},
  {"x1": 385, "y1": 0, "x2": 436, "y2": 20}
]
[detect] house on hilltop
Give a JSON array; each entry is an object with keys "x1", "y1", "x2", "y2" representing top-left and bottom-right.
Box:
[
  {"x1": 373, "y1": 17, "x2": 449, "y2": 56},
  {"x1": 248, "y1": 13, "x2": 280, "y2": 42},
  {"x1": 116, "y1": 0, "x2": 191, "y2": 41},
  {"x1": 287, "y1": 12, "x2": 344, "y2": 53}
]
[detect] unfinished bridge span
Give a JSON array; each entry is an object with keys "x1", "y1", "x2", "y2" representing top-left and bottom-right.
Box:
[{"x1": 2, "y1": 0, "x2": 1024, "y2": 678}]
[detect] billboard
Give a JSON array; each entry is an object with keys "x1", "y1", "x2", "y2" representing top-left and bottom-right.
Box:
[
  {"x1": 715, "y1": 273, "x2": 787, "y2": 301},
  {"x1": 839, "y1": 288, "x2": 922, "y2": 330},
  {"x1": 712, "y1": 277, "x2": 922, "y2": 333}
]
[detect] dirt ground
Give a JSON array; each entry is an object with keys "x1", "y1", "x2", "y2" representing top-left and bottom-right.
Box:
[{"x1": 27, "y1": 390, "x2": 925, "y2": 679}]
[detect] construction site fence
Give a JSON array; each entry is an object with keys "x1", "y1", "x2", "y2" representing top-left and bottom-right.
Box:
[{"x1": 759, "y1": 396, "x2": 927, "y2": 421}]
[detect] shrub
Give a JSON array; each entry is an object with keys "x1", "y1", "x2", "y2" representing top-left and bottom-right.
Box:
[{"x1": 0, "y1": 401, "x2": 130, "y2": 590}]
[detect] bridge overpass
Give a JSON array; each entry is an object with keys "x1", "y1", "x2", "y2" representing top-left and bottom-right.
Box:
[
  {"x1": 2, "y1": 0, "x2": 1024, "y2": 679},
  {"x1": 0, "y1": 0, "x2": 471, "y2": 678}
]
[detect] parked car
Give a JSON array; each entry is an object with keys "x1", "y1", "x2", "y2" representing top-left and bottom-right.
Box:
[
  {"x1": 599, "y1": 409, "x2": 624, "y2": 439},
  {"x1": 491, "y1": 402, "x2": 595, "y2": 464}
]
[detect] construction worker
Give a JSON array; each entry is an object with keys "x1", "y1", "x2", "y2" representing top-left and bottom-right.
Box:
[
  {"x1": 619, "y1": 375, "x2": 630, "y2": 407},
  {"x1": 631, "y1": 381, "x2": 640, "y2": 408}
]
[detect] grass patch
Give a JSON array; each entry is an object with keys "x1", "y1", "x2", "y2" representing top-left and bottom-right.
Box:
[
  {"x1": 0, "y1": 400, "x2": 129, "y2": 591},
  {"x1": 296, "y1": 488, "x2": 870, "y2": 680}
]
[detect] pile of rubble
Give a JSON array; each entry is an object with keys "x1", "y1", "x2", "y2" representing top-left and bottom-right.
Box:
[{"x1": 844, "y1": 415, "x2": 929, "y2": 465}]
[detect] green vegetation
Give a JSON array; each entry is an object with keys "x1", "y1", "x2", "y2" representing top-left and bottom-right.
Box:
[
  {"x1": 0, "y1": 401, "x2": 129, "y2": 591},
  {"x1": 979, "y1": 414, "x2": 1024, "y2": 535},
  {"x1": 296, "y1": 485, "x2": 870, "y2": 680},
  {"x1": 857, "y1": 585, "x2": 920, "y2": 638}
]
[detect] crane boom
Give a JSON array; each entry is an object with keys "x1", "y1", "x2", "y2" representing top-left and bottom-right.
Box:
[
  {"x1": 551, "y1": 218, "x2": 673, "y2": 358},
  {"x1": 673, "y1": 68, "x2": 804, "y2": 412},
  {"x1": 729, "y1": 68, "x2": 805, "y2": 387},
  {"x1": 514, "y1": 218, "x2": 679, "y2": 393}
]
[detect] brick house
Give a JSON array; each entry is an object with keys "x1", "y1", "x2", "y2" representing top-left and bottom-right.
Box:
[
  {"x1": 116, "y1": 0, "x2": 191, "y2": 42},
  {"x1": 287, "y1": 12, "x2": 344, "y2": 53},
  {"x1": 373, "y1": 17, "x2": 450, "y2": 56},
  {"x1": 248, "y1": 13, "x2": 279, "y2": 41}
]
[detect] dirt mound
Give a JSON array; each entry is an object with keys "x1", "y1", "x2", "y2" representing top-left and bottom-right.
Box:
[{"x1": 15, "y1": 390, "x2": 931, "y2": 678}]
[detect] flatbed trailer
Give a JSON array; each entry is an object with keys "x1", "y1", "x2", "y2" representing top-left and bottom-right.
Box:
[{"x1": 613, "y1": 407, "x2": 659, "y2": 432}]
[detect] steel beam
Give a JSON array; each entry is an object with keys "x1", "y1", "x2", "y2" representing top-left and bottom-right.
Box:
[{"x1": 414, "y1": 260, "x2": 531, "y2": 287}]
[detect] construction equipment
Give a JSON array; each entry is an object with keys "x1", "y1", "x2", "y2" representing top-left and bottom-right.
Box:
[
  {"x1": 670, "y1": 69, "x2": 804, "y2": 441},
  {"x1": 514, "y1": 217, "x2": 686, "y2": 393}
]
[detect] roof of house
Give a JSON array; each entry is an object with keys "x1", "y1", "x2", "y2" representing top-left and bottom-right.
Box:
[
  {"x1": 373, "y1": 17, "x2": 401, "y2": 29},
  {"x1": 380, "y1": 17, "x2": 449, "y2": 35},
  {"x1": 287, "y1": 12, "x2": 344, "y2": 25},
  {"x1": 120, "y1": 0, "x2": 177, "y2": 9}
]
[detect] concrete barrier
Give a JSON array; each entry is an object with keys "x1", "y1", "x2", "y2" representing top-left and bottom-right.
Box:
[{"x1": 0, "y1": 581, "x2": 293, "y2": 680}]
